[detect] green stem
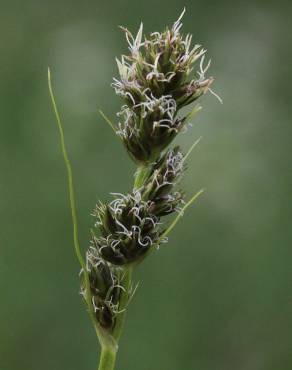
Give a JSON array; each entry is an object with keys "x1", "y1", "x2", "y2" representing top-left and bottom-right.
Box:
[
  {"x1": 48, "y1": 68, "x2": 85, "y2": 271},
  {"x1": 48, "y1": 68, "x2": 102, "y2": 341},
  {"x1": 98, "y1": 347, "x2": 117, "y2": 370},
  {"x1": 48, "y1": 69, "x2": 122, "y2": 355}
]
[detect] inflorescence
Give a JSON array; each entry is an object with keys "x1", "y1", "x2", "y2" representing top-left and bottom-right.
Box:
[{"x1": 82, "y1": 9, "x2": 215, "y2": 335}]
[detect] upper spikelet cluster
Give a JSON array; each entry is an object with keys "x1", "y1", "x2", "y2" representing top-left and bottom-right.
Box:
[
  {"x1": 113, "y1": 8, "x2": 213, "y2": 164},
  {"x1": 82, "y1": 10, "x2": 214, "y2": 335}
]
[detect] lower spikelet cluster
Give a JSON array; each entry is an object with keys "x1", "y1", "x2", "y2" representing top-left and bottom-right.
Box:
[
  {"x1": 82, "y1": 146, "x2": 185, "y2": 332},
  {"x1": 81, "y1": 9, "x2": 216, "y2": 335},
  {"x1": 92, "y1": 147, "x2": 185, "y2": 266}
]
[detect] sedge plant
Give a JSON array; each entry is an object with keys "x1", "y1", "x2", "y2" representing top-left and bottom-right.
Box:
[{"x1": 48, "y1": 9, "x2": 219, "y2": 370}]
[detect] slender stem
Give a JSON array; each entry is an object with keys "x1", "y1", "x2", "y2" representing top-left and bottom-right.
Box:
[
  {"x1": 48, "y1": 69, "x2": 111, "y2": 348},
  {"x1": 48, "y1": 68, "x2": 85, "y2": 270},
  {"x1": 98, "y1": 347, "x2": 117, "y2": 370}
]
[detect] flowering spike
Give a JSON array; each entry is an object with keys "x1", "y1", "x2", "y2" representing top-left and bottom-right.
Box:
[
  {"x1": 112, "y1": 12, "x2": 216, "y2": 164},
  {"x1": 60, "y1": 10, "x2": 217, "y2": 345}
]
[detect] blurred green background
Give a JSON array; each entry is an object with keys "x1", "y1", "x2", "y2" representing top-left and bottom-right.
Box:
[{"x1": 1, "y1": 0, "x2": 291, "y2": 369}]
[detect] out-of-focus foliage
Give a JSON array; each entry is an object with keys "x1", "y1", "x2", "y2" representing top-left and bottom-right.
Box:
[{"x1": 0, "y1": 1, "x2": 291, "y2": 369}]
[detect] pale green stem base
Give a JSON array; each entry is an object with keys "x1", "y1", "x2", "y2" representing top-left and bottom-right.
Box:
[{"x1": 98, "y1": 347, "x2": 117, "y2": 370}]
